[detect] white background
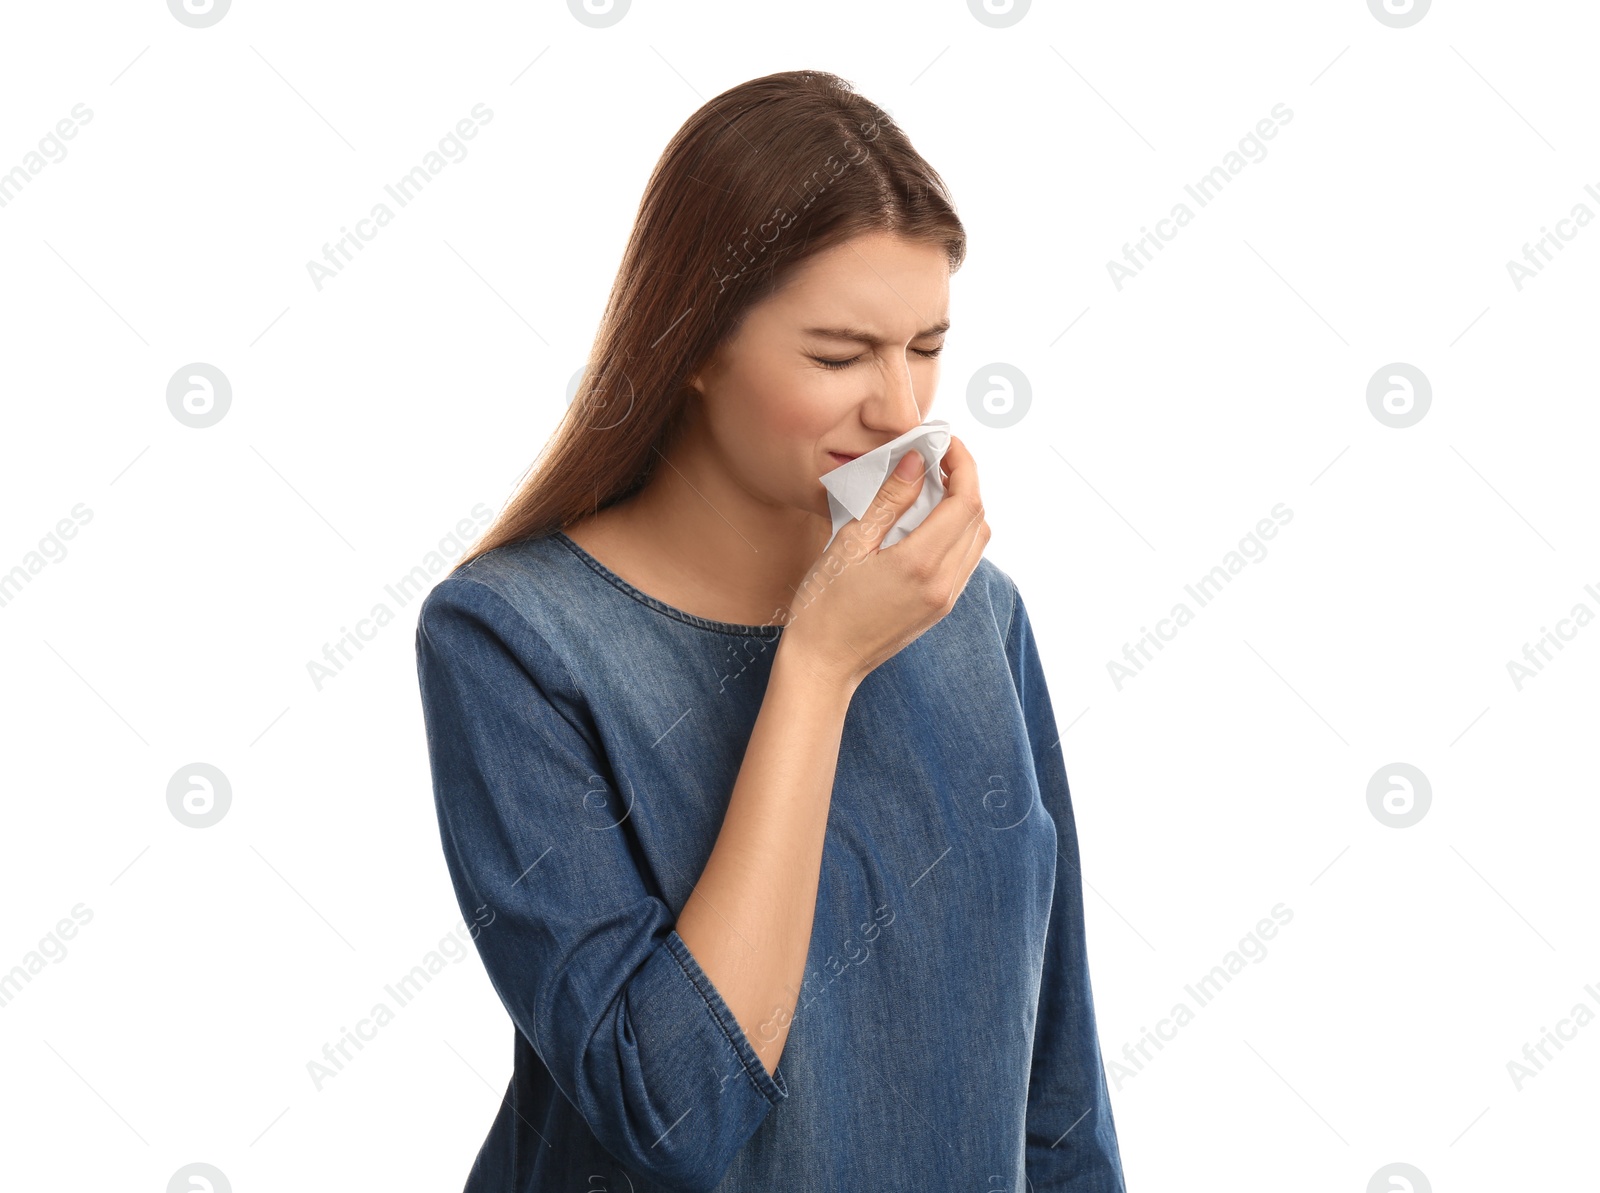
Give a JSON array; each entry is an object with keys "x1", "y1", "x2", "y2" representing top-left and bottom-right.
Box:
[{"x1": 2, "y1": 1, "x2": 1596, "y2": 1189}]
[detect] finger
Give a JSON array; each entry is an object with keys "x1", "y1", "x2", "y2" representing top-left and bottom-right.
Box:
[
  {"x1": 852, "y1": 449, "x2": 930, "y2": 549},
  {"x1": 941, "y1": 512, "x2": 990, "y2": 606},
  {"x1": 894, "y1": 436, "x2": 983, "y2": 557},
  {"x1": 934, "y1": 467, "x2": 990, "y2": 593}
]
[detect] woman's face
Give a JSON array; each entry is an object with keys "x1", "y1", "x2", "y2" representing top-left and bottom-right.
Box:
[{"x1": 687, "y1": 229, "x2": 951, "y2": 520}]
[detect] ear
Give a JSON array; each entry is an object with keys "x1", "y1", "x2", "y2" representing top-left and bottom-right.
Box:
[{"x1": 686, "y1": 344, "x2": 722, "y2": 398}]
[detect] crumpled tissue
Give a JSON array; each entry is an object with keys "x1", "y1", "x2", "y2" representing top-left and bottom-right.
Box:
[{"x1": 819, "y1": 419, "x2": 951, "y2": 553}]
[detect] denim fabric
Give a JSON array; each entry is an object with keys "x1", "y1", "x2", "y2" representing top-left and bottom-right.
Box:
[{"x1": 414, "y1": 530, "x2": 1127, "y2": 1193}]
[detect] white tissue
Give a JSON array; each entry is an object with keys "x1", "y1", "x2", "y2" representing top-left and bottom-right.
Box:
[{"x1": 820, "y1": 419, "x2": 951, "y2": 552}]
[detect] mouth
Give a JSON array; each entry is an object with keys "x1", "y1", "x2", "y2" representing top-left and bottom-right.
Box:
[{"x1": 827, "y1": 451, "x2": 861, "y2": 466}]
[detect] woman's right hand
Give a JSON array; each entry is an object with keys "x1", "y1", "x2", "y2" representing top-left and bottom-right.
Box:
[{"x1": 779, "y1": 434, "x2": 990, "y2": 693}]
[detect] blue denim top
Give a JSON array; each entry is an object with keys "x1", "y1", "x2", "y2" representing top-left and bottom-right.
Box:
[{"x1": 413, "y1": 530, "x2": 1126, "y2": 1192}]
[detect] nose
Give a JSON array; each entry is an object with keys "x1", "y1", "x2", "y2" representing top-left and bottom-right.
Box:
[{"x1": 864, "y1": 348, "x2": 925, "y2": 433}]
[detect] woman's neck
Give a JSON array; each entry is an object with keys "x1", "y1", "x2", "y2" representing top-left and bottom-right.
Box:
[{"x1": 568, "y1": 433, "x2": 831, "y2": 627}]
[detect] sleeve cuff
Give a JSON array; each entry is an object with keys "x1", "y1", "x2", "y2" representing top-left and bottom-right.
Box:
[{"x1": 663, "y1": 928, "x2": 790, "y2": 1106}]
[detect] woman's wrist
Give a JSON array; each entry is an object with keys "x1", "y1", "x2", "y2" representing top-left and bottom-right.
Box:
[{"x1": 772, "y1": 628, "x2": 861, "y2": 710}]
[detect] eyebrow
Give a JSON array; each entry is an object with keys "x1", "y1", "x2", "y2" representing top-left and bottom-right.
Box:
[{"x1": 802, "y1": 319, "x2": 949, "y2": 345}]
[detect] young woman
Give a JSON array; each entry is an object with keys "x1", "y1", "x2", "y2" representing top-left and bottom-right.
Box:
[{"x1": 415, "y1": 69, "x2": 1126, "y2": 1192}]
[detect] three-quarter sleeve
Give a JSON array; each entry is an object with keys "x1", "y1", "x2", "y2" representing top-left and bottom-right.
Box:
[
  {"x1": 414, "y1": 575, "x2": 786, "y2": 1192},
  {"x1": 1003, "y1": 584, "x2": 1128, "y2": 1192}
]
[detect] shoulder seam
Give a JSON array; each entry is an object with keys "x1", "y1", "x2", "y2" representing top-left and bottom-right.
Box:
[{"x1": 421, "y1": 574, "x2": 597, "y2": 742}]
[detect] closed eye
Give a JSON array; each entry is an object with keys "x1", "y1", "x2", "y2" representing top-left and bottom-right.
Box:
[{"x1": 811, "y1": 346, "x2": 944, "y2": 371}]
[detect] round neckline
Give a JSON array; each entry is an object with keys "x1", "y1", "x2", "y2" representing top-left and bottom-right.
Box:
[{"x1": 553, "y1": 531, "x2": 786, "y2": 639}]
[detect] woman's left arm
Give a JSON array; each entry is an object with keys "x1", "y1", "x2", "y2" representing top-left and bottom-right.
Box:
[{"x1": 1003, "y1": 584, "x2": 1129, "y2": 1192}]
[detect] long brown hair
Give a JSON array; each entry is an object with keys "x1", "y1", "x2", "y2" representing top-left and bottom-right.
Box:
[{"x1": 455, "y1": 69, "x2": 967, "y2": 572}]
